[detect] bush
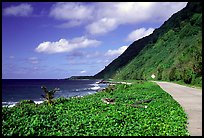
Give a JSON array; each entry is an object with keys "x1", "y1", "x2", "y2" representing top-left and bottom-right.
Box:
[
  {"x1": 183, "y1": 69, "x2": 193, "y2": 84},
  {"x1": 157, "y1": 66, "x2": 164, "y2": 80},
  {"x1": 169, "y1": 67, "x2": 176, "y2": 81},
  {"x1": 16, "y1": 100, "x2": 35, "y2": 106}
]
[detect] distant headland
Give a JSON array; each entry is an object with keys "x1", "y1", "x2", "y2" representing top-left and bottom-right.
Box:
[{"x1": 65, "y1": 76, "x2": 95, "y2": 80}]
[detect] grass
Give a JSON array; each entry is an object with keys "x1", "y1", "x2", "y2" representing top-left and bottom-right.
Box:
[
  {"x1": 113, "y1": 78, "x2": 202, "y2": 90},
  {"x1": 2, "y1": 81, "x2": 189, "y2": 136},
  {"x1": 171, "y1": 80, "x2": 202, "y2": 90}
]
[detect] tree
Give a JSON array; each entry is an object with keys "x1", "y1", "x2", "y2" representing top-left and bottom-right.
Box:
[
  {"x1": 157, "y1": 66, "x2": 164, "y2": 80},
  {"x1": 41, "y1": 86, "x2": 60, "y2": 105}
]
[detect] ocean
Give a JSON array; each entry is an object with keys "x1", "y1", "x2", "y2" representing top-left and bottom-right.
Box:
[{"x1": 2, "y1": 79, "x2": 107, "y2": 107}]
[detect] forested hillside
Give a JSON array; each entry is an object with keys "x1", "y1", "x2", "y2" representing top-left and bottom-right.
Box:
[{"x1": 94, "y1": 2, "x2": 202, "y2": 87}]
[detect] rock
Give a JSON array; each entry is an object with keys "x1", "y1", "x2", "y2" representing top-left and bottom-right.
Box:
[
  {"x1": 101, "y1": 98, "x2": 115, "y2": 104},
  {"x1": 134, "y1": 99, "x2": 153, "y2": 104},
  {"x1": 131, "y1": 104, "x2": 148, "y2": 108}
]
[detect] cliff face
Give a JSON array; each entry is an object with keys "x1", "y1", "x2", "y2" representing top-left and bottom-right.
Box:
[{"x1": 94, "y1": 2, "x2": 202, "y2": 86}]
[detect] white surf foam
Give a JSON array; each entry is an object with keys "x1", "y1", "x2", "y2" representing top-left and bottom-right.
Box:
[
  {"x1": 90, "y1": 86, "x2": 100, "y2": 90},
  {"x1": 34, "y1": 101, "x2": 44, "y2": 104},
  {"x1": 89, "y1": 83, "x2": 101, "y2": 91},
  {"x1": 2, "y1": 101, "x2": 18, "y2": 107},
  {"x1": 2, "y1": 100, "x2": 45, "y2": 108}
]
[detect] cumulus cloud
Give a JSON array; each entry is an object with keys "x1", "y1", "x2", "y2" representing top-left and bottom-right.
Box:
[
  {"x1": 86, "y1": 18, "x2": 117, "y2": 35},
  {"x1": 85, "y1": 2, "x2": 187, "y2": 35},
  {"x1": 126, "y1": 28, "x2": 155, "y2": 42},
  {"x1": 3, "y1": 3, "x2": 33, "y2": 16},
  {"x1": 50, "y1": 2, "x2": 93, "y2": 20},
  {"x1": 50, "y1": 2, "x2": 187, "y2": 35},
  {"x1": 105, "y1": 46, "x2": 128, "y2": 57},
  {"x1": 35, "y1": 36, "x2": 101, "y2": 54}
]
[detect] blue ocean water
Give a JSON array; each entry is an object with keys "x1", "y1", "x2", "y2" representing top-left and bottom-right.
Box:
[{"x1": 2, "y1": 79, "x2": 107, "y2": 107}]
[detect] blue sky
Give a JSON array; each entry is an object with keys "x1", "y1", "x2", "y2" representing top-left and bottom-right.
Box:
[{"x1": 2, "y1": 2, "x2": 187, "y2": 79}]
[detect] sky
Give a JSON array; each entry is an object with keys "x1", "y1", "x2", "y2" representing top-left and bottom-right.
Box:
[{"x1": 2, "y1": 2, "x2": 187, "y2": 79}]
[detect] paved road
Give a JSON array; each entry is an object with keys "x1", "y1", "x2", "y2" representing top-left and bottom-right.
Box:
[{"x1": 154, "y1": 81, "x2": 202, "y2": 136}]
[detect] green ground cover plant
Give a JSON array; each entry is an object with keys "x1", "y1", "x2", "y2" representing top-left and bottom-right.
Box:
[{"x1": 2, "y1": 81, "x2": 189, "y2": 136}]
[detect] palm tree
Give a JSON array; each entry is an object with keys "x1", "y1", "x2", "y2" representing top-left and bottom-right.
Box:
[{"x1": 41, "y1": 86, "x2": 59, "y2": 104}]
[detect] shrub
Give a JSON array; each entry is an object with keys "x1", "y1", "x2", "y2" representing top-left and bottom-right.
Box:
[
  {"x1": 183, "y1": 69, "x2": 193, "y2": 84},
  {"x1": 169, "y1": 67, "x2": 176, "y2": 81},
  {"x1": 157, "y1": 66, "x2": 164, "y2": 80},
  {"x1": 41, "y1": 86, "x2": 60, "y2": 104},
  {"x1": 15, "y1": 100, "x2": 35, "y2": 107}
]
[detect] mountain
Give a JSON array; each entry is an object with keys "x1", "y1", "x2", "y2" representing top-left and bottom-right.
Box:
[{"x1": 94, "y1": 2, "x2": 202, "y2": 86}]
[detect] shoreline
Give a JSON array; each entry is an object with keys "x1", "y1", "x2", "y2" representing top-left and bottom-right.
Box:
[
  {"x1": 2, "y1": 80, "x2": 109, "y2": 108},
  {"x1": 96, "y1": 80, "x2": 132, "y2": 85}
]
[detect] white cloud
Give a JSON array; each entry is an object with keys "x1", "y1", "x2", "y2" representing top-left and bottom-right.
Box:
[
  {"x1": 86, "y1": 18, "x2": 117, "y2": 35},
  {"x1": 93, "y1": 2, "x2": 153, "y2": 24},
  {"x1": 80, "y1": 70, "x2": 86, "y2": 74},
  {"x1": 35, "y1": 36, "x2": 101, "y2": 54},
  {"x1": 3, "y1": 3, "x2": 33, "y2": 16},
  {"x1": 126, "y1": 28, "x2": 155, "y2": 42},
  {"x1": 50, "y1": 2, "x2": 186, "y2": 35},
  {"x1": 9, "y1": 56, "x2": 15, "y2": 59},
  {"x1": 105, "y1": 46, "x2": 128, "y2": 57},
  {"x1": 50, "y1": 2, "x2": 93, "y2": 20},
  {"x1": 28, "y1": 57, "x2": 39, "y2": 64},
  {"x1": 151, "y1": 2, "x2": 188, "y2": 22},
  {"x1": 85, "y1": 2, "x2": 187, "y2": 35}
]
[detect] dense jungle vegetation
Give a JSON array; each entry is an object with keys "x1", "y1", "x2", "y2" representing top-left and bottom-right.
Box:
[{"x1": 94, "y1": 2, "x2": 202, "y2": 87}]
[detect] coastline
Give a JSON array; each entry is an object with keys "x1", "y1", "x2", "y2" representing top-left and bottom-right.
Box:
[
  {"x1": 2, "y1": 79, "x2": 108, "y2": 108},
  {"x1": 2, "y1": 80, "x2": 189, "y2": 136}
]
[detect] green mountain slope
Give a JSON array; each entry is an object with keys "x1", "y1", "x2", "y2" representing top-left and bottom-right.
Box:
[{"x1": 94, "y1": 2, "x2": 202, "y2": 86}]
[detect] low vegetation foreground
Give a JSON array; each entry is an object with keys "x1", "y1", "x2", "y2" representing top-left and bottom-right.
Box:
[{"x1": 2, "y1": 81, "x2": 189, "y2": 136}]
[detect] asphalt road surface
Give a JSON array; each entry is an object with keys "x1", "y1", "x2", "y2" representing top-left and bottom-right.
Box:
[{"x1": 154, "y1": 81, "x2": 202, "y2": 136}]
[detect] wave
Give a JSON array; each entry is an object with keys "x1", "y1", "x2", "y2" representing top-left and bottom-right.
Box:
[
  {"x1": 90, "y1": 86, "x2": 100, "y2": 90},
  {"x1": 34, "y1": 101, "x2": 44, "y2": 104},
  {"x1": 89, "y1": 83, "x2": 99, "y2": 86},
  {"x1": 2, "y1": 81, "x2": 108, "y2": 108},
  {"x1": 89, "y1": 83, "x2": 101, "y2": 91},
  {"x1": 2, "y1": 100, "x2": 44, "y2": 108},
  {"x1": 2, "y1": 101, "x2": 18, "y2": 108}
]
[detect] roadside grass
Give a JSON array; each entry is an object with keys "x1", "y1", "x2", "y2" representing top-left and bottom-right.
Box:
[
  {"x1": 147, "y1": 79, "x2": 202, "y2": 90},
  {"x1": 171, "y1": 80, "x2": 202, "y2": 90},
  {"x1": 2, "y1": 81, "x2": 189, "y2": 136}
]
